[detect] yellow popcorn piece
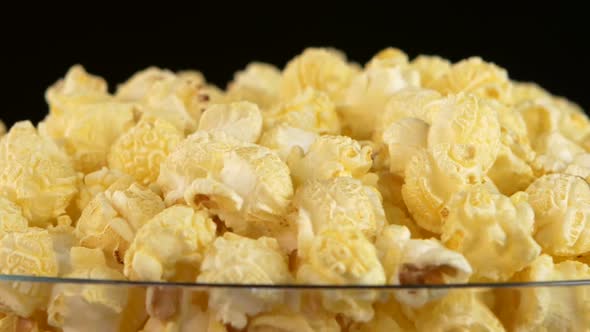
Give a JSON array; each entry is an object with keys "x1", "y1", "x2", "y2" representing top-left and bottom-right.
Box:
[
  {"x1": 297, "y1": 229, "x2": 386, "y2": 322},
  {"x1": 496, "y1": 255, "x2": 590, "y2": 331},
  {"x1": 487, "y1": 103, "x2": 536, "y2": 195},
  {"x1": 108, "y1": 115, "x2": 184, "y2": 185},
  {"x1": 280, "y1": 48, "x2": 358, "y2": 102},
  {"x1": 511, "y1": 81, "x2": 551, "y2": 104},
  {"x1": 75, "y1": 183, "x2": 165, "y2": 264},
  {"x1": 139, "y1": 75, "x2": 225, "y2": 135},
  {"x1": 525, "y1": 174, "x2": 590, "y2": 256},
  {"x1": 265, "y1": 88, "x2": 340, "y2": 135},
  {"x1": 287, "y1": 135, "x2": 372, "y2": 188},
  {"x1": 373, "y1": 87, "x2": 442, "y2": 145},
  {"x1": 339, "y1": 56, "x2": 420, "y2": 139},
  {"x1": 532, "y1": 131, "x2": 584, "y2": 166},
  {"x1": 159, "y1": 131, "x2": 293, "y2": 238},
  {"x1": 198, "y1": 101, "x2": 263, "y2": 143},
  {"x1": 47, "y1": 247, "x2": 129, "y2": 332},
  {"x1": 258, "y1": 124, "x2": 318, "y2": 161},
  {"x1": 402, "y1": 148, "x2": 480, "y2": 234},
  {"x1": 382, "y1": 117, "x2": 429, "y2": 177},
  {"x1": 349, "y1": 298, "x2": 417, "y2": 332},
  {"x1": 292, "y1": 177, "x2": 386, "y2": 254},
  {"x1": 124, "y1": 205, "x2": 216, "y2": 282},
  {"x1": 40, "y1": 97, "x2": 137, "y2": 173},
  {"x1": 115, "y1": 67, "x2": 181, "y2": 102},
  {"x1": 226, "y1": 62, "x2": 281, "y2": 110},
  {"x1": 366, "y1": 47, "x2": 409, "y2": 69},
  {"x1": 0, "y1": 121, "x2": 78, "y2": 227},
  {"x1": 0, "y1": 197, "x2": 28, "y2": 236},
  {"x1": 376, "y1": 225, "x2": 472, "y2": 307},
  {"x1": 410, "y1": 55, "x2": 451, "y2": 87},
  {"x1": 76, "y1": 167, "x2": 136, "y2": 212},
  {"x1": 413, "y1": 290, "x2": 506, "y2": 332},
  {"x1": 428, "y1": 57, "x2": 513, "y2": 104},
  {"x1": 141, "y1": 289, "x2": 226, "y2": 332},
  {"x1": 45, "y1": 65, "x2": 109, "y2": 113},
  {"x1": 428, "y1": 93, "x2": 501, "y2": 173},
  {"x1": 197, "y1": 232, "x2": 291, "y2": 329},
  {"x1": 247, "y1": 301, "x2": 340, "y2": 332},
  {"x1": 0, "y1": 228, "x2": 58, "y2": 317},
  {"x1": 441, "y1": 185, "x2": 540, "y2": 281}
]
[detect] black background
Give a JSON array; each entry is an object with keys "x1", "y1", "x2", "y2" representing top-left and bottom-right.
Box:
[{"x1": 1, "y1": 7, "x2": 588, "y2": 127}]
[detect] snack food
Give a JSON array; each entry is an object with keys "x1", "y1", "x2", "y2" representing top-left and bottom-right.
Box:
[{"x1": 1, "y1": 47, "x2": 589, "y2": 330}]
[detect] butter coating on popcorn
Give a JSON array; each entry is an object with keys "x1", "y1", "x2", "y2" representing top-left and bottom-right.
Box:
[
  {"x1": 226, "y1": 62, "x2": 282, "y2": 110},
  {"x1": 124, "y1": 205, "x2": 216, "y2": 282},
  {"x1": 197, "y1": 233, "x2": 291, "y2": 329},
  {"x1": 108, "y1": 115, "x2": 184, "y2": 186},
  {"x1": 441, "y1": 185, "x2": 541, "y2": 281},
  {"x1": 198, "y1": 101, "x2": 263, "y2": 143},
  {"x1": 0, "y1": 121, "x2": 78, "y2": 227},
  {"x1": 525, "y1": 173, "x2": 590, "y2": 256}
]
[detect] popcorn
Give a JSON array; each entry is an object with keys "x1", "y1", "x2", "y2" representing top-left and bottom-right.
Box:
[
  {"x1": 258, "y1": 124, "x2": 318, "y2": 161},
  {"x1": 47, "y1": 247, "x2": 129, "y2": 332},
  {"x1": 0, "y1": 197, "x2": 29, "y2": 236},
  {"x1": 280, "y1": 48, "x2": 358, "y2": 102},
  {"x1": 496, "y1": 255, "x2": 590, "y2": 331},
  {"x1": 292, "y1": 177, "x2": 386, "y2": 254},
  {"x1": 0, "y1": 227, "x2": 58, "y2": 317},
  {"x1": 198, "y1": 101, "x2": 263, "y2": 143},
  {"x1": 158, "y1": 131, "x2": 293, "y2": 238},
  {"x1": 366, "y1": 47, "x2": 409, "y2": 69},
  {"x1": 76, "y1": 167, "x2": 136, "y2": 212},
  {"x1": 226, "y1": 62, "x2": 282, "y2": 110},
  {"x1": 412, "y1": 290, "x2": 506, "y2": 331},
  {"x1": 410, "y1": 55, "x2": 451, "y2": 86},
  {"x1": 428, "y1": 57, "x2": 512, "y2": 104},
  {"x1": 115, "y1": 67, "x2": 177, "y2": 102},
  {"x1": 247, "y1": 299, "x2": 341, "y2": 332},
  {"x1": 373, "y1": 87, "x2": 442, "y2": 144},
  {"x1": 124, "y1": 205, "x2": 216, "y2": 282},
  {"x1": 349, "y1": 298, "x2": 416, "y2": 332},
  {"x1": 339, "y1": 53, "x2": 420, "y2": 139},
  {"x1": 296, "y1": 229, "x2": 386, "y2": 322},
  {"x1": 382, "y1": 117, "x2": 429, "y2": 177},
  {"x1": 75, "y1": 183, "x2": 165, "y2": 264},
  {"x1": 108, "y1": 115, "x2": 184, "y2": 185},
  {"x1": 197, "y1": 233, "x2": 291, "y2": 329},
  {"x1": 376, "y1": 225, "x2": 472, "y2": 307},
  {"x1": 264, "y1": 88, "x2": 340, "y2": 135},
  {"x1": 525, "y1": 174, "x2": 590, "y2": 256},
  {"x1": 0, "y1": 121, "x2": 78, "y2": 227},
  {"x1": 287, "y1": 135, "x2": 372, "y2": 188},
  {"x1": 441, "y1": 185, "x2": 541, "y2": 281}
]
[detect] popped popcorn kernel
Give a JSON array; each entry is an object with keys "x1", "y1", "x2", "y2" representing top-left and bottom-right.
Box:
[
  {"x1": 198, "y1": 101, "x2": 263, "y2": 143},
  {"x1": 108, "y1": 115, "x2": 184, "y2": 185},
  {"x1": 0, "y1": 121, "x2": 78, "y2": 227},
  {"x1": 265, "y1": 88, "x2": 340, "y2": 135},
  {"x1": 226, "y1": 62, "x2": 282, "y2": 110},
  {"x1": 124, "y1": 205, "x2": 216, "y2": 282},
  {"x1": 410, "y1": 55, "x2": 451, "y2": 87},
  {"x1": 280, "y1": 48, "x2": 358, "y2": 102}
]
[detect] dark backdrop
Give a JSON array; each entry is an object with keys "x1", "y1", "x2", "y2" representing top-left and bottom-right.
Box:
[{"x1": 1, "y1": 7, "x2": 588, "y2": 127}]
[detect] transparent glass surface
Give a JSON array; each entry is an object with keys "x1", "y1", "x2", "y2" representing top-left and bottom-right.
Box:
[{"x1": 2, "y1": 274, "x2": 590, "y2": 331}]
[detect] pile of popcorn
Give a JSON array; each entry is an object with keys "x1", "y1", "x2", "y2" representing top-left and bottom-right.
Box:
[{"x1": 1, "y1": 47, "x2": 590, "y2": 331}]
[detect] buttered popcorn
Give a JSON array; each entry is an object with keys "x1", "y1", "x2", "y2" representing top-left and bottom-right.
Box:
[{"x1": 1, "y1": 47, "x2": 590, "y2": 330}]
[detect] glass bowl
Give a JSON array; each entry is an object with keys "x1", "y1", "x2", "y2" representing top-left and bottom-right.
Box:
[{"x1": 1, "y1": 274, "x2": 589, "y2": 331}]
